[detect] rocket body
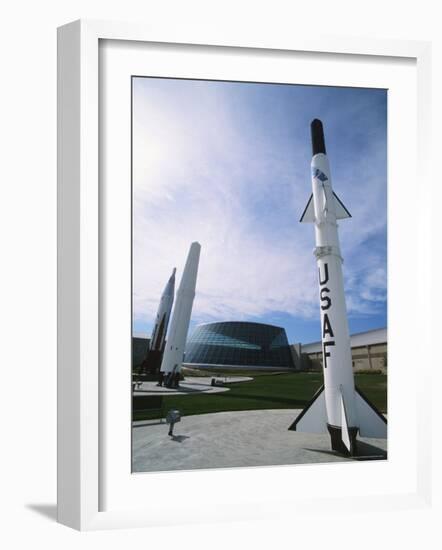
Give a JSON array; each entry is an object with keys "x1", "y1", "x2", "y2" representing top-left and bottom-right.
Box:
[
  {"x1": 291, "y1": 119, "x2": 387, "y2": 455},
  {"x1": 160, "y1": 242, "x2": 201, "y2": 375},
  {"x1": 310, "y1": 148, "x2": 357, "y2": 431},
  {"x1": 142, "y1": 268, "x2": 175, "y2": 374},
  {"x1": 149, "y1": 267, "x2": 176, "y2": 353}
]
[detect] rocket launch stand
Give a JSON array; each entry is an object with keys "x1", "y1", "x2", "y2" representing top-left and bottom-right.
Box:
[{"x1": 327, "y1": 425, "x2": 358, "y2": 456}]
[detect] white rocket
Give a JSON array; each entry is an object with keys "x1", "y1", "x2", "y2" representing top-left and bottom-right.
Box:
[
  {"x1": 160, "y1": 242, "x2": 201, "y2": 375},
  {"x1": 149, "y1": 268, "x2": 176, "y2": 352},
  {"x1": 291, "y1": 119, "x2": 387, "y2": 456}
]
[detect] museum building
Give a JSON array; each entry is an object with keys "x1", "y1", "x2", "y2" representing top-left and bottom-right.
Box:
[
  {"x1": 298, "y1": 327, "x2": 387, "y2": 373},
  {"x1": 184, "y1": 321, "x2": 295, "y2": 369}
]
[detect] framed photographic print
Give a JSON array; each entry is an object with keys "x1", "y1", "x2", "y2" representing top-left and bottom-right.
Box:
[
  {"x1": 57, "y1": 20, "x2": 432, "y2": 530},
  {"x1": 130, "y1": 76, "x2": 388, "y2": 471}
]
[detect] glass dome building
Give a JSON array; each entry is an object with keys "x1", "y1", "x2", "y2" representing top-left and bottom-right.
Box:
[{"x1": 184, "y1": 321, "x2": 294, "y2": 368}]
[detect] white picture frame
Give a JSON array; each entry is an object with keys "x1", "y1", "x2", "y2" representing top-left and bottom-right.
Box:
[{"x1": 57, "y1": 19, "x2": 432, "y2": 531}]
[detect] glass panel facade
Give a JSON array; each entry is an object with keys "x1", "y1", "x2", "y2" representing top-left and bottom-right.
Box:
[{"x1": 185, "y1": 322, "x2": 294, "y2": 368}]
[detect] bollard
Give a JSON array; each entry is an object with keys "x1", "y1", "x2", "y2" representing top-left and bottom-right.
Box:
[{"x1": 166, "y1": 409, "x2": 181, "y2": 437}]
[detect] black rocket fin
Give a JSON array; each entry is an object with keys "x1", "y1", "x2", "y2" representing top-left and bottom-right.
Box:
[{"x1": 288, "y1": 385, "x2": 327, "y2": 433}]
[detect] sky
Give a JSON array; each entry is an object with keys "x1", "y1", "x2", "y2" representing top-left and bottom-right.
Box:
[{"x1": 132, "y1": 77, "x2": 387, "y2": 344}]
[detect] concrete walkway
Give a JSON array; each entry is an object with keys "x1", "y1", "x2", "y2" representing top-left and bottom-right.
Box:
[
  {"x1": 132, "y1": 409, "x2": 387, "y2": 473},
  {"x1": 133, "y1": 376, "x2": 253, "y2": 397}
]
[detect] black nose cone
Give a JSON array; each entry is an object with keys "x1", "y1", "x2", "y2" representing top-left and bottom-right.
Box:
[{"x1": 311, "y1": 119, "x2": 326, "y2": 156}]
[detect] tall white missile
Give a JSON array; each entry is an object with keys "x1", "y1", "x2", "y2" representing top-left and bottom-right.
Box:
[
  {"x1": 144, "y1": 268, "x2": 176, "y2": 373},
  {"x1": 160, "y1": 242, "x2": 201, "y2": 377},
  {"x1": 290, "y1": 119, "x2": 387, "y2": 456}
]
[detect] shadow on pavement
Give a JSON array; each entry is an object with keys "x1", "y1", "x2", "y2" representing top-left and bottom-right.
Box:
[
  {"x1": 353, "y1": 440, "x2": 387, "y2": 461},
  {"x1": 170, "y1": 435, "x2": 190, "y2": 443}
]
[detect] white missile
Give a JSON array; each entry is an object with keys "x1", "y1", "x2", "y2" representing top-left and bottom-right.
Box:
[
  {"x1": 149, "y1": 267, "x2": 176, "y2": 353},
  {"x1": 160, "y1": 242, "x2": 201, "y2": 378},
  {"x1": 290, "y1": 119, "x2": 387, "y2": 456}
]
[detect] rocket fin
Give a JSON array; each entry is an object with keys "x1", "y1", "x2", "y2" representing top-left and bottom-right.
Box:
[
  {"x1": 333, "y1": 192, "x2": 351, "y2": 219},
  {"x1": 288, "y1": 385, "x2": 327, "y2": 433},
  {"x1": 340, "y1": 389, "x2": 351, "y2": 452},
  {"x1": 299, "y1": 194, "x2": 315, "y2": 223},
  {"x1": 355, "y1": 387, "x2": 387, "y2": 438},
  {"x1": 299, "y1": 192, "x2": 350, "y2": 222}
]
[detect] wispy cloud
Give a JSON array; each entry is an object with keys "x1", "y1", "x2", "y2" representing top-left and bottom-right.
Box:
[{"x1": 132, "y1": 79, "x2": 387, "y2": 338}]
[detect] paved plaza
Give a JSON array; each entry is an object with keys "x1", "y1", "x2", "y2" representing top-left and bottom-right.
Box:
[{"x1": 132, "y1": 409, "x2": 387, "y2": 472}]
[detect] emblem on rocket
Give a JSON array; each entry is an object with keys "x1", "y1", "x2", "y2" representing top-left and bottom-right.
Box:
[{"x1": 290, "y1": 119, "x2": 387, "y2": 456}]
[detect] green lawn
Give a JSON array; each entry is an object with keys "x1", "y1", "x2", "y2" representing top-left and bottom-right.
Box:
[{"x1": 132, "y1": 372, "x2": 387, "y2": 421}]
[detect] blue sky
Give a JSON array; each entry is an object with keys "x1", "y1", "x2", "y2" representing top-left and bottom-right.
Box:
[{"x1": 132, "y1": 77, "x2": 387, "y2": 344}]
